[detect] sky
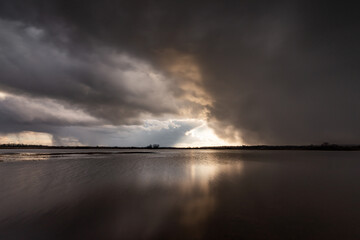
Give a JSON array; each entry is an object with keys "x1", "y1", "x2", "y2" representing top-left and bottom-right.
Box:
[{"x1": 0, "y1": 1, "x2": 359, "y2": 147}]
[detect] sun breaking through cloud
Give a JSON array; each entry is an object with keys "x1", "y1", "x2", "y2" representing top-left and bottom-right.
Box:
[{"x1": 1, "y1": 1, "x2": 360, "y2": 146}]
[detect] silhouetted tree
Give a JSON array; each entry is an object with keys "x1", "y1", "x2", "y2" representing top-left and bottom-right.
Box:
[{"x1": 145, "y1": 144, "x2": 160, "y2": 149}]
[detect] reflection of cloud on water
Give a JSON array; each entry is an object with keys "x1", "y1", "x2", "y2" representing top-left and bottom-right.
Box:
[
  {"x1": 0, "y1": 150, "x2": 244, "y2": 239},
  {"x1": 180, "y1": 191, "x2": 216, "y2": 239},
  {"x1": 0, "y1": 153, "x2": 51, "y2": 162},
  {"x1": 134, "y1": 151, "x2": 243, "y2": 238},
  {"x1": 187, "y1": 160, "x2": 243, "y2": 193},
  {"x1": 180, "y1": 152, "x2": 243, "y2": 238},
  {"x1": 190, "y1": 163, "x2": 217, "y2": 192},
  {"x1": 135, "y1": 151, "x2": 243, "y2": 190}
]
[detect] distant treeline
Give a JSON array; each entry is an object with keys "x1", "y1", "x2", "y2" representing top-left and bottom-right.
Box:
[
  {"x1": 199, "y1": 144, "x2": 360, "y2": 151},
  {"x1": 1, "y1": 143, "x2": 360, "y2": 151}
]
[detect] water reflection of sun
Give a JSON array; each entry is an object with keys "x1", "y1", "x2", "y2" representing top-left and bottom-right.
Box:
[
  {"x1": 190, "y1": 164, "x2": 217, "y2": 192},
  {"x1": 179, "y1": 152, "x2": 243, "y2": 238},
  {"x1": 134, "y1": 150, "x2": 243, "y2": 238}
]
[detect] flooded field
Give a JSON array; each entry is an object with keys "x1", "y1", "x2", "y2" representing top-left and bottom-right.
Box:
[{"x1": 1, "y1": 149, "x2": 360, "y2": 239}]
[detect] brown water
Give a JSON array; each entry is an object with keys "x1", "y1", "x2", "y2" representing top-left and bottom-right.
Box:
[{"x1": 0, "y1": 149, "x2": 360, "y2": 239}]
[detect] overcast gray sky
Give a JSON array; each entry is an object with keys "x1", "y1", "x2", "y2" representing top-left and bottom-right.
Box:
[{"x1": 0, "y1": 1, "x2": 359, "y2": 146}]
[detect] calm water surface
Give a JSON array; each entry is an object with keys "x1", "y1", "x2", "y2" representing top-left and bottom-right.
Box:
[{"x1": 0, "y1": 149, "x2": 360, "y2": 239}]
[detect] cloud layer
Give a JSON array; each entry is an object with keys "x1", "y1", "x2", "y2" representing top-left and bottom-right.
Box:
[{"x1": 1, "y1": 1, "x2": 360, "y2": 145}]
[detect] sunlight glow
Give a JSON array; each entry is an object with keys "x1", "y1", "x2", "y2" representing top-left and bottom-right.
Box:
[
  {"x1": 174, "y1": 121, "x2": 230, "y2": 147},
  {"x1": 0, "y1": 91, "x2": 8, "y2": 100},
  {"x1": 0, "y1": 131, "x2": 53, "y2": 145}
]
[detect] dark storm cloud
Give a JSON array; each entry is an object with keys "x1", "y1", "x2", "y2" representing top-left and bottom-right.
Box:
[
  {"x1": 1, "y1": 0, "x2": 360, "y2": 144},
  {"x1": 0, "y1": 17, "x2": 182, "y2": 128},
  {"x1": 0, "y1": 92, "x2": 98, "y2": 128},
  {"x1": 200, "y1": 2, "x2": 360, "y2": 144}
]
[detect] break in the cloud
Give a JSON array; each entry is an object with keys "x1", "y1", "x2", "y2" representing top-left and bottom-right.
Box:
[
  {"x1": 0, "y1": 89, "x2": 218, "y2": 146},
  {"x1": 0, "y1": 1, "x2": 360, "y2": 145},
  {"x1": 59, "y1": 119, "x2": 224, "y2": 147},
  {"x1": 0, "y1": 131, "x2": 53, "y2": 145},
  {"x1": 0, "y1": 18, "x2": 213, "y2": 146}
]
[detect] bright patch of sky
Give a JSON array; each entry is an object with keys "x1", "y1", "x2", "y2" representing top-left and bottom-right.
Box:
[{"x1": 0, "y1": 131, "x2": 53, "y2": 145}]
